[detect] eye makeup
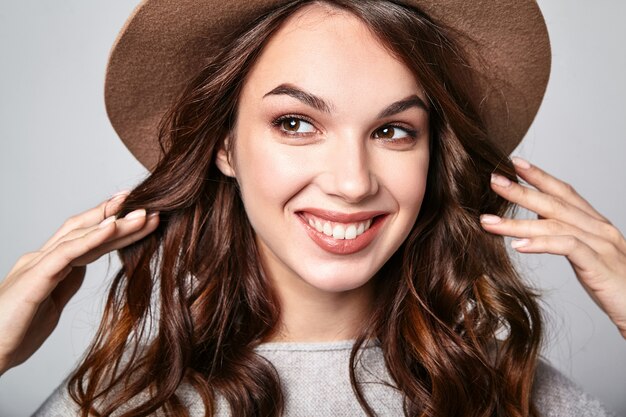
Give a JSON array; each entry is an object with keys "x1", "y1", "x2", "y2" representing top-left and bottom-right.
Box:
[{"x1": 270, "y1": 113, "x2": 422, "y2": 149}]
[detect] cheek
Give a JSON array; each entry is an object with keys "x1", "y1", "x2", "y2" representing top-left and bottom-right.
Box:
[
  {"x1": 235, "y1": 140, "x2": 310, "y2": 210},
  {"x1": 381, "y1": 150, "x2": 430, "y2": 213}
]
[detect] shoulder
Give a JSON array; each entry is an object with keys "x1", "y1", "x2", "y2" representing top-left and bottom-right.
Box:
[
  {"x1": 33, "y1": 357, "x2": 619, "y2": 417},
  {"x1": 32, "y1": 376, "x2": 231, "y2": 417},
  {"x1": 532, "y1": 359, "x2": 619, "y2": 417},
  {"x1": 32, "y1": 377, "x2": 78, "y2": 417}
]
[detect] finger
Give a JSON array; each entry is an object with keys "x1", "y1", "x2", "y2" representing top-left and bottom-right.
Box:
[
  {"x1": 510, "y1": 235, "x2": 617, "y2": 297},
  {"x1": 49, "y1": 266, "x2": 86, "y2": 311},
  {"x1": 6, "y1": 193, "x2": 130, "y2": 276},
  {"x1": 490, "y1": 173, "x2": 610, "y2": 238},
  {"x1": 42, "y1": 209, "x2": 156, "y2": 266},
  {"x1": 6, "y1": 252, "x2": 42, "y2": 277},
  {"x1": 31, "y1": 208, "x2": 149, "y2": 266},
  {"x1": 40, "y1": 208, "x2": 149, "y2": 260},
  {"x1": 71, "y1": 211, "x2": 160, "y2": 265},
  {"x1": 511, "y1": 235, "x2": 605, "y2": 275},
  {"x1": 19, "y1": 219, "x2": 119, "y2": 304},
  {"x1": 40, "y1": 191, "x2": 130, "y2": 252},
  {"x1": 480, "y1": 214, "x2": 611, "y2": 254},
  {"x1": 24, "y1": 209, "x2": 153, "y2": 278},
  {"x1": 510, "y1": 157, "x2": 607, "y2": 222}
]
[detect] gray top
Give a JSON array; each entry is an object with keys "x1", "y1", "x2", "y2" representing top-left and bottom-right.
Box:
[{"x1": 33, "y1": 340, "x2": 618, "y2": 416}]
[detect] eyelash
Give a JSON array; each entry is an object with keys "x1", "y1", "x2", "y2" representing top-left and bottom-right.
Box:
[
  {"x1": 271, "y1": 114, "x2": 317, "y2": 136},
  {"x1": 271, "y1": 114, "x2": 420, "y2": 144}
]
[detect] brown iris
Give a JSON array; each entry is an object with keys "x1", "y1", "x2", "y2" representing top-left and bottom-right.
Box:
[
  {"x1": 375, "y1": 126, "x2": 397, "y2": 139},
  {"x1": 281, "y1": 118, "x2": 300, "y2": 132}
]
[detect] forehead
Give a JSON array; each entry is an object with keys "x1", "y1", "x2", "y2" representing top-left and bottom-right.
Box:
[{"x1": 242, "y1": 4, "x2": 421, "y2": 107}]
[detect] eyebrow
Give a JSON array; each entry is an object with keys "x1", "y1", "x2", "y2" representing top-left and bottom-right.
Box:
[
  {"x1": 263, "y1": 83, "x2": 429, "y2": 118},
  {"x1": 263, "y1": 84, "x2": 334, "y2": 114},
  {"x1": 376, "y1": 95, "x2": 430, "y2": 118}
]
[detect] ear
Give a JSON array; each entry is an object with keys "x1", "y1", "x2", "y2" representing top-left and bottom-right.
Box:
[{"x1": 215, "y1": 138, "x2": 236, "y2": 178}]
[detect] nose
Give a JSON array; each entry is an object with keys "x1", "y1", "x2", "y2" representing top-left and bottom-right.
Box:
[{"x1": 320, "y1": 135, "x2": 379, "y2": 203}]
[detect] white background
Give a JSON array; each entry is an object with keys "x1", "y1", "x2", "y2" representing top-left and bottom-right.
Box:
[{"x1": 1, "y1": 1, "x2": 625, "y2": 415}]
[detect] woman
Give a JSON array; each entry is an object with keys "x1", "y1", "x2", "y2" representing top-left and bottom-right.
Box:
[{"x1": 0, "y1": 0, "x2": 624, "y2": 416}]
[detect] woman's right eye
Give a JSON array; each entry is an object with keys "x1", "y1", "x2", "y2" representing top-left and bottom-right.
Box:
[{"x1": 274, "y1": 116, "x2": 316, "y2": 135}]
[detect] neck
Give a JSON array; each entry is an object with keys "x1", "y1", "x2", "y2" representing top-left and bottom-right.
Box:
[
  {"x1": 264, "y1": 267, "x2": 375, "y2": 343},
  {"x1": 272, "y1": 283, "x2": 373, "y2": 342},
  {"x1": 255, "y1": 234, "x2": 376, "y2": 342}
]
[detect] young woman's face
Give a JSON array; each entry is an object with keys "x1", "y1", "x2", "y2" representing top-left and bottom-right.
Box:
[{"x1": 217, "y1": 5, "x2": 430, "y2": 294}]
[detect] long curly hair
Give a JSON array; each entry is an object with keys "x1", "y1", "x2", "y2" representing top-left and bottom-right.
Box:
[{"x1": 69, "y1": 1, "x2": 542, "y2": 416}]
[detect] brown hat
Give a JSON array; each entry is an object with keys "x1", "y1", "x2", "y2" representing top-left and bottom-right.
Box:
[{"x1": 105, "y1": 0, "x2": 551, "y2": 171}]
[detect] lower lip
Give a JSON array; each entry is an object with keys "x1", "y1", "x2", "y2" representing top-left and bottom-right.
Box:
[{"x1": 297, "y1": 213, "x2": 387, "y2": 255}]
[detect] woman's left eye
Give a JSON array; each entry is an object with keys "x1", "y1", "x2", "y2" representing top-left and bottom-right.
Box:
[
  {"x1": 275, "y1": 117, "x2": 316, "y2": 135},
  {"x1": 372, "y1": 125, "x2": 417, "y2": 141}
]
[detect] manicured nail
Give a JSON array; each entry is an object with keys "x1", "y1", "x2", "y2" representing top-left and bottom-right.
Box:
[
  {"x1": 125, "y1": 209, "x2": 146, "y2": 220},
  {"x1": 99, "y1": 215, "x2": 116, "y2": 228},
  {"x1": 480, "y1": 214, "x2": 502, "y2": 225},
  {"x1": 112, "y1": 189, "x2": 131, "y2": 197},
  {"x1": 110, "y1": 190, "x2": 131, "y2": 202},
  {"x1": 511, "y1": 238, "x2": 530, "y2": 249},
  {"x1": 491, "y1": 173, "x2": 512, "y2": 187},
  {"x1": 511, "y1": 157, "x2": 531, "y2": 170}
]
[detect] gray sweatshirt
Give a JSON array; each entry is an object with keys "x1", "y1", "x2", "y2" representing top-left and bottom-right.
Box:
[{"x1": 33, "y1": 340, "x2": 618, "y2": 416}]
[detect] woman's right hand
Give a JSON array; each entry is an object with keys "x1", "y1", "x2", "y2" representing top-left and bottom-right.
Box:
[{"x1": 0, "y1": 192, "x2": 160, "y2": 376}]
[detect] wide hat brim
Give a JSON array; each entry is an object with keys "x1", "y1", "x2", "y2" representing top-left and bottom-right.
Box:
[{"x1": 105, "y1": 0, "x2": 551, "y2": 171}]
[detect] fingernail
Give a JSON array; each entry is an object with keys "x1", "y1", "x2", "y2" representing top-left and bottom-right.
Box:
[
  {"x1": 511, "y1": 238, "x2": 530, "y2": 249},
  {"x1": 110, "y1": 190, "x2": 131, "y2": 201},
  {"x1": 99, "y1": 215, "x2": 116, "y2": 228},
  {"x1": 112, "y1": 189, "x2": 131, "y2": 197},
  {"x1": 125, "y1": 209, "x2": 146, "y2": 220},
  {"x1": 147, "y1": 211, "x2": 160, "y2": 218},
  {"x1": 511, "y1": 157, "x2": 531, "y2": 170},
  {"x1": 480, "y1": 214, "x2": 502, "y2": 225},
  {"x1": 491, "y1": 173, "x2": 512, "y2": 188}
]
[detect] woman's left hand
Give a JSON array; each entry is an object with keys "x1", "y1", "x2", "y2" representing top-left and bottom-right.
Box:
[{"x1": 480, "y1": 157, "x2": 626, "y2": 339}]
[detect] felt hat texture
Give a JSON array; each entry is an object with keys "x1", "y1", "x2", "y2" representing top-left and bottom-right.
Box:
[{"x1": 105, "y1": 0, "x2": 551, "y2": 170}]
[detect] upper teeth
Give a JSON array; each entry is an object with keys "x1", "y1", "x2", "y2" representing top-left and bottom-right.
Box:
[{"x1": 304, "y1": 214, "x2": 373, "y2": 240}]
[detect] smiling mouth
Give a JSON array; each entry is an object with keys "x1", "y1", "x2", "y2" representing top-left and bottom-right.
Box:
[
  {"x1": 300, "y1": 211, "x2": 375, "y2": 240},
  {"x1": 296, "y1": 210, "x2": 388, "y2": 255}
]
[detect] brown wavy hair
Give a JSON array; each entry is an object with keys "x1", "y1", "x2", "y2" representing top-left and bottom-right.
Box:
[{"x1": 69, "y1": 1, "x2": 542, "y2": 416}]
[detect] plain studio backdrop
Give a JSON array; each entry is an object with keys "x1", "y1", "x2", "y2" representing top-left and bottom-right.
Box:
[{"x1": 1, "y1": 1, "x2": 625, "y2": 416}]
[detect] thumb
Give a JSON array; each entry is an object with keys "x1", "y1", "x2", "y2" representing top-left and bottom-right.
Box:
[{"x1": 50, "y1": 266, "x2": 86, "y2": 311}]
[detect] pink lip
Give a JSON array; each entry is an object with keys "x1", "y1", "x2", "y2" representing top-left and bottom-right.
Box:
[{"x1": 296, "y1": 210, "x2": 388, "y2": 255}]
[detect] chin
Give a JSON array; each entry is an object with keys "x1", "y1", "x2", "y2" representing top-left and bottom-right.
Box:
[{"x1": 296, "y1": 263, "x2": 378, "y2": 293}]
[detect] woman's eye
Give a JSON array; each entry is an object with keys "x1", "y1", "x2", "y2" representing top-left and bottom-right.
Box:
[
  {"x1": 277, "y1": 117, "x2": 316, "y2": 134},
  {"x1": 373, "y1": 125, "x2": 416, "y2": 141}
]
